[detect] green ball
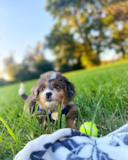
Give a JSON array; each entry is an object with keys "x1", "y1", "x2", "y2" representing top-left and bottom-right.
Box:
[{"x1": 79, "y1": 121, "x2": 98, "y2": 137}]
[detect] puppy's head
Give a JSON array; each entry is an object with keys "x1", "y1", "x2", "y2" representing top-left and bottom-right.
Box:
[{"x1": 32, "y1": 71, "x2": 75, "y2": 112}]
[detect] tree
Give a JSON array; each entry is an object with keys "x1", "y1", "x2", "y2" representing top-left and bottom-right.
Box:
[
  {"x1": 14, "y1": 41, "x2": 54, "y2": 81},
  {"x1": 45, "y1": 0, "x2": 128, "y2": 69},
  {"x1": 45, "y1": 24, "x2": 85, "y2": 71},
  {"x1": 23, "y1": 41, "x2": 44, "y2": 72},
  {"x1": 104, "y1": 1, "x2": 128, "y2": 57},
  {"x1": 3, "y1": 54, "x2": 18, "y2": 80}
]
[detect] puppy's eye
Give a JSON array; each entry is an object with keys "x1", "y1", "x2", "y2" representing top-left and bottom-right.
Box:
[
  {"x1": 54, "y1": 84, "x2": 60, "y2": 89},
  {"x1": 42, "y1": 86, "x2": 46, "y2": 90}
]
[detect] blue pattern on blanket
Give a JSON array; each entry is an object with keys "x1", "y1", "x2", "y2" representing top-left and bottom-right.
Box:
[
  {"x1": 70, "y1": 129, "x2": 90, "y2": 137},
  {"x1": 60, "y1": 139, "x2": 84, "y2": 152},
  {"x1": 30, "y1": 151, "x2": 45, "y2": 160},
  {"x1": 123, "y1": 134, "x2": 128, "y2": 145},
  {"x1": 15, "y1": 124, "x2": 128, "y2": 160},
  {"x1": 52, "y1": 138, "x2": 115, "y2": 160}
]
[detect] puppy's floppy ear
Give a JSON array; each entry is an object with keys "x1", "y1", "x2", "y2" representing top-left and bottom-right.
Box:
[
  {"x1": 39, "y1": 74, "x2": 44, "y2": 78},
  {"x1": 66, "y1": 80, "x2": 75, "y2": 99},
  {"x1": 31, "y1": 84, "x2": 39, "y2": 99},
  {"x1": 29, "y1": 85, "x2": 39, "y2": 113}
]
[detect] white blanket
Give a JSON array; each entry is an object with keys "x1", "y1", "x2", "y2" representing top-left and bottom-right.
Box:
[{"x1": 14, "y1": 123, "x2": 128, "y2": 160}]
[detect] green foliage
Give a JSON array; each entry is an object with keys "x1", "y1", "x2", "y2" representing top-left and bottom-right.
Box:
[
  {"x1": 0, "y1": 62, "x2": 128, "y2": 159},
  {"x1": 14, "y1": 59, "x2": 54, "y2": 82},
  {"x1": 45, "y1": 0, "x2": 128, "y2": 69},
  {"x1": 45, "y1": 25, "x2": 84, "y2": 72}
]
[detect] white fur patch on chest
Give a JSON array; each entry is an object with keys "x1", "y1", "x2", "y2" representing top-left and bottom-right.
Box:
[
  {"x1": 50, "y1": 73, "x2": 56, "y2": 80},
  {"x1": 45, "y1": 101, "x2": 58, "y2": 109}
]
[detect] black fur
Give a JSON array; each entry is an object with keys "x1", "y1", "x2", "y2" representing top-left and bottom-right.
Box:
[
  {"x1": 21, "y1": 94, "x2": 28, "y2": 100},
  {"x1": 65, "y1": 80, "x2": 75, "y2": 100}
]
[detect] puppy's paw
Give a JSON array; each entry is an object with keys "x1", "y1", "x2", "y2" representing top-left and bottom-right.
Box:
[{"x1": 32, "y1": 110, "x2": 46, "y2": 117}]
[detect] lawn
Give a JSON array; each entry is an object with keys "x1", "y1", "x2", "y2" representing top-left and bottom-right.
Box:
[{"x1": 0, "y1": 61, "x2": 128, "y2": 159}]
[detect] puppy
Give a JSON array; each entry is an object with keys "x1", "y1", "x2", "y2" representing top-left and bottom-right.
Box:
[{"x1": 19, "y1": 71, "x2": 78, "y2": 128}]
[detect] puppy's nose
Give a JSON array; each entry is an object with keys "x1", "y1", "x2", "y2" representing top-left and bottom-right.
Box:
[{"x1": 46, "y1": 92, "x2": 52, "y2": 98}]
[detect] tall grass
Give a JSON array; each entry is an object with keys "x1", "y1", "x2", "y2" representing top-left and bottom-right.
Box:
[{"x1": 0, "y1": 62, "x2": 128, "y2": 159}]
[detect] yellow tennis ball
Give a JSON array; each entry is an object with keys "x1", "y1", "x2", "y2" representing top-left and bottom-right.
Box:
[{"x1": 79, "y1": 121, "x2": 98, "y2": 137}]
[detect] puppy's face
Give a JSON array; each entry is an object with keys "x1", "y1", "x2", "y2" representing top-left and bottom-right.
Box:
[{"x1": 32, "y1": 71, "x2": 75, "y2": 112}]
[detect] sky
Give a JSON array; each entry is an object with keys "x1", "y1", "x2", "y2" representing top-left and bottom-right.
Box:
[
  {"x1": 0, "y1": 0, "x2": 122, "y2": 80},
  {"x1": 0, "y1": 0, "x2": 55, "y2": 72}
]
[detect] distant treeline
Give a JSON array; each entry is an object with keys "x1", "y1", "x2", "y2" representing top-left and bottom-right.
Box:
[
  {"x1": 0, "y1": 42, "x2": 83, "y2": 86},
  {"x1": 0, "y1": 79, "x2": 15, "y2": 87}
]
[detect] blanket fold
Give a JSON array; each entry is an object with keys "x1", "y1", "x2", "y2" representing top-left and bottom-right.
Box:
[{"x1": 14, "y1": 124, "x2": 128, "y2": 160}]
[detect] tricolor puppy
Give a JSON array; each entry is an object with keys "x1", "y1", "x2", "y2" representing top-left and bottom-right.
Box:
[{"x1": 19, "y1": 71, "x2": 78, "y2": 128}]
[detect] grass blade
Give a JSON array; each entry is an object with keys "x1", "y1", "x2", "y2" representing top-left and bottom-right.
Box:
[{"x1": 0, "y1": 117, "x2": 20, "y2": 150}]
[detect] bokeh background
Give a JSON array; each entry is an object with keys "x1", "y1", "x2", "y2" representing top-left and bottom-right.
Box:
[{"x1": 0, "y1": 0, "x2": 128, "y2": 86}]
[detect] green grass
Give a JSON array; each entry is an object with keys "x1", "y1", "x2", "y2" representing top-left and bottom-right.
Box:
[{"x1": 0, "y1": 62, "x2": 128, "y2": 159}]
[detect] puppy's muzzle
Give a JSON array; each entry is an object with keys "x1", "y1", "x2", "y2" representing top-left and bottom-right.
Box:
[{"x1": 46, "y1": 92, "x2": 52, "y2": 99}]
